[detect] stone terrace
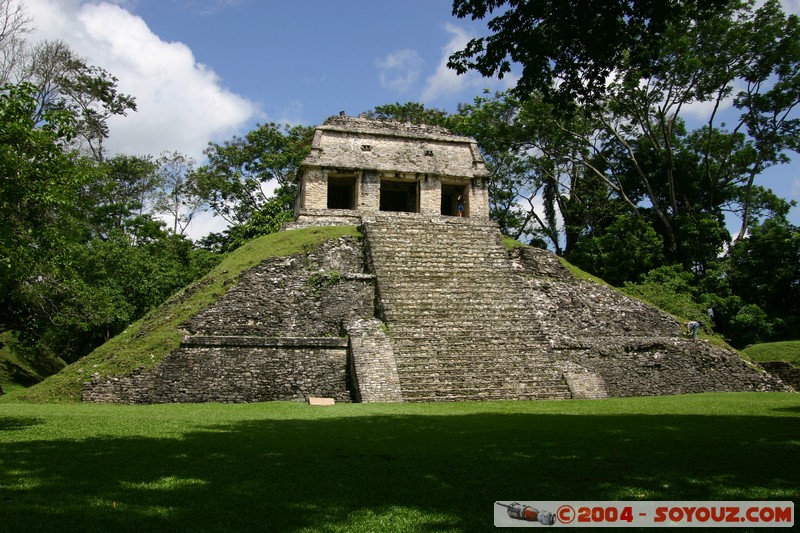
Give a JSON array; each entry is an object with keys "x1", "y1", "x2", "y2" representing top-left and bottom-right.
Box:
[
  {"x1": 362, "y1": 214, "x2": 572, "y2": 401},
  {"x1": 360, "y1": 214, "x2": 784, "y2": 401}
]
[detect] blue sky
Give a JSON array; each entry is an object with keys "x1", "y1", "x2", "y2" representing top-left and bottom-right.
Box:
[
  {"x1": 25, "y1": 0, "x2": 511, "y2": 157},
  {"x1": 19, "y1": 0, "x2": 800, "y2": 238}
]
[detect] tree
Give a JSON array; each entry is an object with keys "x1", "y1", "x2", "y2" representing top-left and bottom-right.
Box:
[
  {"x1": 569, "y1": 213, "x2": 664, "y2": 286},
  {"x1": 727, "y1": 0, "x2": 800, "y2": 239},
  {"x1": 17, "y1": 40, "x2": 137, "y2": 161},
  {"x1": 365, "y1": 102, "x2": 451, "y2": 126},
  {"x1": 84, "y1": 154, "x2": 159, "y2": 239},
  {"x1": 0, "y1": 82, "x2": 215, "y2": 367},
  {"x1": 194, "y1": 122, "x2": 314, "y2": 227},
  {"x1": 152, "y1": 151, "x2": 203, "y2": 236},
  {"x1": 217, "y1": 186, "x2": 297, "y2": 252},
  {"x1": 448, "y1": 0, "x2": 729, "y2": 107},
  {"x1": 0, "y1": 82, "x2": 89, "y2": 341},
  {"x1": 532, "y1": 0, "x2": 800, "y2": 268},
  {"x1": 727, "y1": 217, "x2": 800, "y2": 335},
  {"x1": 0, "y1": 0, "x2": 31, "y2": 84}
]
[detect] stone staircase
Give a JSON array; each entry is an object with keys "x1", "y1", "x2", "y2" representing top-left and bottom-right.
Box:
[{"x1": 362, "y1": 215, "x2": 572, "y2": 401}]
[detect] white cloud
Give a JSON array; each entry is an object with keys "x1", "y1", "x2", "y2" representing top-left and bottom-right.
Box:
[
  {"x1": 376, "y1": 48, "x2": 423, "y2": 94},
  {"x1": 22, "y1": 0, "x2": 258, "y2": 162},
  {"x1": 420, "y1": 22, "x2": 516, "y2": 104}
]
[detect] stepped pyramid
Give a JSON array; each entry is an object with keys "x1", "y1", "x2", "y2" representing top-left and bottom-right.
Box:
[{"x1": 82, "y1": 117, "x2": 786, "y2": 403}]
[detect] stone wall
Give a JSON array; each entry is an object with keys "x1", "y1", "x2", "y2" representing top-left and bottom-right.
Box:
[
  {"x1": 297, "y1": 168, "x2": 326, "y2": 211},
  {"x1": 83, "y1": 337, "x2": 351, "y2": 403},
  {"x1": 305, "y1": 117, "x2": 490, "y2": 179},
  {"x1": 468, "y1": 177, "x2": 490, "y2": 221},
  {"x1": 418, "y1": 174, "x2": 441, "y2": 217},
  {"x1": 296, "y1": 115, "x2": 492, "y2": 219},
  {"x1": 82, "y1": 235, "x2": 376, "y2": 404},
  {"x1": 184, "y1": 236, "x2": 372, "y2": 337},
  {"x1": 759, "y1": 361, "x2": 800, "y2": 391},
  {"x1": 345, "y1": 318, "x2": 402, "y2": 403}
]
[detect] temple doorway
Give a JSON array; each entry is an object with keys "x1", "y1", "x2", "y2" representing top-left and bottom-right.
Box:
[
  {"x1": 380, "y1": 179, "x2": 418, "y2": 213},
  {"x1": 441, "y1": 184, "x2": 467, "y2": 216},
  {"x1": 327, "y1": 175, "x2": 358, "y2": 209}
]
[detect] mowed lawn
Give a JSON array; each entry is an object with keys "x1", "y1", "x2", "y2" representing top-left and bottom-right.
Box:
[{"x1": 1, "y1": 393, "x2": 798, "y2": 532}]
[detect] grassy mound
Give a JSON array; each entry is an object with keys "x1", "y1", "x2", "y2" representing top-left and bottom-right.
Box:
[
  {"x1": 0, "y1": 332, "x2": 66, "y2": 395},
  {"x1": 1, "y1": 226, "x2": 359, "y2": 404},
  {"x1": 742, "y1": 341, "x2": 800, "y2": 364}
]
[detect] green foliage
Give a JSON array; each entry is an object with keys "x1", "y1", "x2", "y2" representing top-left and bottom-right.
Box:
[
  {"x1": 621, "y1": 265, "x2": 707, "y2": 324},
  {"x1": 0, "y1": 393, "x2": 797, "y2": 530},
  {"x1": 194, "y1": 122, "x2": 313, "y2": 226},
  {"x1": 727, "y1": 304, "x2": 775, "y2": 347},
  {"x1": 87, "y1": 154, "x2": 159, "y2": 236},
  {"x1": 23, "y1": 40, "x2": 137, "y2": 161},
  {"x1": 364, "y1": 102, "x2": 451, "y2": 127},
  {"x1": 208, "y1": 186, "x2": 296, "y2": 252},
  {"x1": 727, "y1": 218, "x2": 800, "y2": 323},
  {"x1": 0, "y1": 79, "x2": 219, "y2": 372},
  {"x1": 674, "y1": 212, "x2": 730, "y2": 273},
  {"x1": 3, "y1": 226, "x2": 359, "y2": 403},
  {"x1": 0, "y1": 82, "x2": 91, "y2": 338},
  {"x1": 152, "y1": 151, "x2": 202, "y2": 236},
  {"x1": 567, "y1": 214, "x2": 664, "y2": 286}
]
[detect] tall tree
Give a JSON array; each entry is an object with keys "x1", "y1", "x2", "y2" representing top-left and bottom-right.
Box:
[
  {"x1": 727, "y1": 217, "x2": 800, "y2": 332},
  {"x1": 85, "y1": 154, "x2": 159, "y2": 239},
  {"x1": 0, "y1": 0, "x2": 30, "y2": 84},
  {"x1": 153, "y1": 151, "x2": 202, "y2": 236},
  {"x1": 551, "y1": 0, "x2": 799, "y2": 265},
  {"x1": 19, "y1": 40, "x2": 137, "y2": 161},
  {"x1": 0, "y1": 82, "x2": 89, "y2": 338},
  {"x1": 194, "y1": 122, "x2": 313, "y2": 227},
  {"x1": 448, "y1": 0, "x2": 729, "y2": 107}
]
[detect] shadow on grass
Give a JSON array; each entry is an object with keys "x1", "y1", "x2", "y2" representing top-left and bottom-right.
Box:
[
  {"x1": 1, "y1": 412, "x2": 798, "y2": 532},
  {"x1": 0, "y1": 416, "x2": 43, "y2": 431},
  {"x1": 0, "y1": 360, "x2": 42, "y2": 387},
  {"x1": 772, "y1": 406, "x2": 800, "y2": 414}
]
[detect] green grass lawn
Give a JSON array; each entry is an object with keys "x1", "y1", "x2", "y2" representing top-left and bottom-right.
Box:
[{"x1": 1, "y1": 393, "x2": 798, "y2": 532}]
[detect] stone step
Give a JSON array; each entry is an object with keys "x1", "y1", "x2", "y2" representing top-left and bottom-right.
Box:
[
  {"x1": 381, "y1": 302, "x2": 539, "y2": 313},
  {"x1": 395, "y1": 372, "x2": 566, "y2": 386},
  {"x1": 362, "y1": 217, "x2": 573, "y2": 401},
  {"x1": 388, "y1": 340, "x2": 550, "y2": 352},
  {"x1": 399, "y1": 386, "x2": 573, "y2": 402}
]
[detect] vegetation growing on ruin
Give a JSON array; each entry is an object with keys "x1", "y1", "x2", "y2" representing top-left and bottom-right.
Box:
[{"x1": 1, "y1": 226, "x2": 359, "y2": 404}]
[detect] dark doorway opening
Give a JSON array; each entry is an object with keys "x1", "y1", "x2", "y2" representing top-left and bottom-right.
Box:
[
  {"x1": 327, "y1": 175, "x2": 357, "y2": 209},
  {"x1": 380, "y1": 180, "x2": 418, "y2": 213},
  {"x1": 441, "y1": 184, "x2": 467, "y2": 216}
]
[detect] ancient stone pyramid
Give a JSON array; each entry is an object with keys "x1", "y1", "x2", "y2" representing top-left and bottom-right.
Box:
[{"x1": 83, "y1": 117, "x2": 786, "y2": 403}]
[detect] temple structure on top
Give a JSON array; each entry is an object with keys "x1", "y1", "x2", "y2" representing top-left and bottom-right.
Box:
[{"x1": 294, "y1": 115, "x2": 491, "y2": 224}]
